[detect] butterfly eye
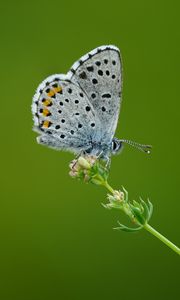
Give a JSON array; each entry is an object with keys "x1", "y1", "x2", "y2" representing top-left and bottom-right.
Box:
[
  {"x1": 112, "y1": 140, "x2": 117, "y2": 151},
  {"x1": 111, "y1": 139, "x2": 123, "y2": 154}
]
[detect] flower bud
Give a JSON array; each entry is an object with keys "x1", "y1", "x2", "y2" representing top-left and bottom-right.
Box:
[
  {"x1": 113, "y1": 190, "x2": 124, "y2": 202},
  {"x1": 78, "y1": 157, "x2": 91, "y2": 169}
]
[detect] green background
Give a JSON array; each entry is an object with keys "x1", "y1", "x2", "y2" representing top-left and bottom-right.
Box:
[{"x1": 0, "y1": 0, "x2": 179, "y2": 299}]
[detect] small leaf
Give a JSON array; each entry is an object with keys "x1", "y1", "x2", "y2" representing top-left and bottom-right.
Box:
[
  {"x1": 121, "y1": 186, "x2": 128, "y2": 202},
  {"x1": 102, "y1": 170, "x2": 109, "y2": 181},
  {"x1": 98, "y1": 165, "x2": 109, "y2": 181},
  {"x1": 78, "y1": 170, "x2": 87, "y2": 180},
  {"x1": 133, "y1": 200, "x2": 142, "y2": 210},
  {"x1": 109, "y1": 202, "x2": 123, "y2": 210},
  {"x1": 139, "y1": 198, "x2": 150, "y2": 221},
  {"x1": 147, "y1": 199, "x2": 153, "y2": 221},
  {"x1": 114, "y1": 222, "x2": 143, "y2": 232},
  {"x1": 89, "y1": 167, "x2": 97, "y2": 177},
  {"x1": 101, "y1": 203, "x2": 111, "y2": 209},
  {"x1": 130, "y1": 205, "x2": 146, "y2": 225}
]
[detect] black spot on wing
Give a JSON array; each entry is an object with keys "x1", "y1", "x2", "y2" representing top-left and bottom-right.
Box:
[
  {"x1": 70, "y1": 68, "x2": 76, "y2": 74},
  {"x1": 79, "y1": 71, "x2": 87, "y2": 79},
  {"x1": 95, "y1": 61, "x2": 101, "y2": 66},
  {"x1": 69, "y1": 47, "x2": 120, "y2": 82},
  {"x1": 98, "y1": 70, "x2": 103, "y2": 76},
  {"x1": 92, "y1": 78, "x2": 98, "y2": 84},
  {"x1": 102, "y1": 93, "x2": 111, "y2": 98},
  {"x1": 52, "y1": 83, "x2": 58, "y2": 88},
  {"x1": 87, "y1": 66, "x2": 94, "y2": 72},
  {"x1": 91, "y1": 93, "x2": 96, "y2": 98}
]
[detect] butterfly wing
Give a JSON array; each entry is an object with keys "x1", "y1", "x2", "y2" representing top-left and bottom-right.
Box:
[
  {"x1": 32, "y1": 74, "x2": 100, "y2": 154},
  {"x1": 67, "y1": 45, "x2": 122, "y2": 144}
]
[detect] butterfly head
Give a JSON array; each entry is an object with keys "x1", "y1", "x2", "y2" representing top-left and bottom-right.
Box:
[{"x1": 111, "y1": 138, "x2": 123, "y2": 154}]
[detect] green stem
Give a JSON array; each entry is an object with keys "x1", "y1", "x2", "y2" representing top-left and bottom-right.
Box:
[
  {"x1": 103, "y1": 181, "x2": 180, "y2": 256},
  {"x1": 103, "y1": 181, "x2": 115, "y2": 194},
  {"x1": 144, "y1": 223, "x2": 180, "y2": 255}
]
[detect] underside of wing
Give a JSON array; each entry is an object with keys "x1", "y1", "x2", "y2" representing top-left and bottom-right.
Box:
[
  {"x1": 32, "y1": 74, "x2": 101, "y2": 154},
  {"x1": 67, "y1": 45, "x2": 123, "y2": 143}
]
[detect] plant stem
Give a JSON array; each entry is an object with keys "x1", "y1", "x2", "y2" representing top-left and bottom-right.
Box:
[
  {"x1": 103, "y1": 181, "x2": 115, "y2": 194},
  {"x1": 144, "y1": 223, "x2": 180, "y2": 255},
  {"x1": 103, "y1": 180, "x2": 180, "y2": 256}
]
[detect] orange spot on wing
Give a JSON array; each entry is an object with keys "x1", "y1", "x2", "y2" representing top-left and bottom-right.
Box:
[
  {"x1": 54, "y1": 86, "x2": 62, "y2": 93},
  {"x1": 42, "y1": 99, "x2": 52, "y2": 106},
  {"x1": 42, "y1": 109, "x2": 50, "y2": 116},
  {"x1": 43, "y1": 120, "x2": 51, "y2": 128},
  {"x1": 47, "y1": 90, "x2": 55, "y2": 97}
]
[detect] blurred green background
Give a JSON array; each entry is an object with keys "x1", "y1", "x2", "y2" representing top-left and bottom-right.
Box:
[{"x1": 0, "y1": 0, "x2": 179, "y2": 299}]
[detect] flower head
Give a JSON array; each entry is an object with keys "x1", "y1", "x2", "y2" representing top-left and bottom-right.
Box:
[{"x1": 69, "y1": 155, "x2": 109, "y2": 185}]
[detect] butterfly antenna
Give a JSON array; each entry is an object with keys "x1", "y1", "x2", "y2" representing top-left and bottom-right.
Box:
[{"x1": 120, "y1": 139, "x2": 152, "y2": 154}]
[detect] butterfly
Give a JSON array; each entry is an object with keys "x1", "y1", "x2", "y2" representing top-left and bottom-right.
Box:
[{"x1": 32, "y1": 45, "x2": 151, "y2": 160}]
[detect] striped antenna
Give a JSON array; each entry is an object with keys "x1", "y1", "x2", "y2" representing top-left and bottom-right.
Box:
[{"x1": 120, "y1": 139, "x2": 152, "y2": 154}]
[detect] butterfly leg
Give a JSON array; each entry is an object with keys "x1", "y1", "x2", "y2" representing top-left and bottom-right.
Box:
[
  {"x1": 96, "y1": 151, "x2": 111, "y2": 170},
  {"x1": 96, "y1": 151, "x2": 103, "y2": 159},
  {"x1": 75, "y1": 150, "x2": 87, "y2": 160},
  {"x1": 104, "y1": 156, "x2": 111, "y2": 170}
]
